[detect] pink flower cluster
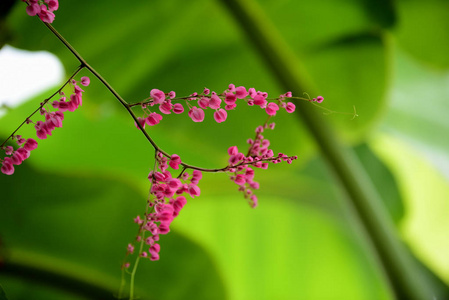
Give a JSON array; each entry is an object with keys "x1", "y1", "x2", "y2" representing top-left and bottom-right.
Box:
[
  {"x1": 37, "y1": 76, "x2": 89, "y2": 139},
  {"x1": 135, "y1": 84, "x2": 299, "y2": 129},
  {"x1": 128, "y1": 152, "x2": 202, "y2": 261},
  {"x1": 23, "y1": 0, "x2": 59, "y2": 23},
  {"x1": 226, "y1": 123, "x2": 297, "y2": 208},
  {"x1": 1, "y1": 137, "x2": 38, "y2": 175},
  {"x1": 0, "y1": 76, "x2": 89, "y2": 176}
]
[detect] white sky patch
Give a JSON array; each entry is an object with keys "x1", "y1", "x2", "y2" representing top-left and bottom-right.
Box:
[{"x1": 0, "y1": 44, "x2": 64, "y2": 117}]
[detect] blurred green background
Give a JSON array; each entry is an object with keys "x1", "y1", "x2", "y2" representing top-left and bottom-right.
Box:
[{"x1": 1, "y1": 0, "x2": 449, "y2": 299}]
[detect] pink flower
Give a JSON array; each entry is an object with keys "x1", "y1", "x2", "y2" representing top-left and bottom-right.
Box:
[
  {"x1": 1, "y1": 157, "x2": 14, "y2": 175},
  {"x1": 159, "y1": 101, "x2": 173, "y2": 114},
  {"x1": 168, "y1": 91, "x2": 176, "y2": 99},
  {"x1": 188, "y1": 184, "x2": 201, "y2": 197},
  {"x1": 135, "y1": 117, "x2": 146, "y2": 129},
  {"x1": 26, "y1": 3, "x2": 41, "y2": 16},
  {"x1": 209, "y1": 93, "x2": 222, "y2": 109},
  {"x1": 265, "y1": 102, "x2": 279, "y2": 116},
  {"x1": 11, "y1": 151, "x2": 24, "y2": 165},
  {"x1": 80, "y1": 76, "x2": 90, "y2": 86},
  {"x1": 228, "y1": 146, "x2": 238, "y2": 156},
  {"x1": 150, "y1": 89, "x2": 165, "y2": 104},
  {"x1": 213, "y1": 109, "x2": 227, "y2": 123},
  {"x1": 146, "y1": 112, "x2": 163, "y2": 126},
  {"x1": 248, "y1": 88, "x2": 256, "y2": 98},
  {"x1": 46, "y1": 111, "x2": 64, "y2": 128},
  {"x1": 228, "y1": 83, "x2": 236, "y2": 92},
  {"x1": 245, "y1": 167, "x2": 255, "y2": 180},
  {"x1": 224, "y1": 93, "x2": 237, "y2": 105},
  {"x1": 225, "y1": 103, "x2": 236, "y2": 110},
  {"x1": 169, "y1": 154, "x2": 181, "y2": 169},
  {"x1": 316, "y1": 96, "x2": 324, "y2": 103},
  {"x1": 158, "y1": 223, "x2": 170, "y2": 235},
  {"x1": 198, "y1": 97, "x2": 210, "y2": 109},
  {"x1": 17, "y1": 148, "x2": 30, "y2": 160},
  {"x1": 250, "y1": 195, "x2": 258, "y2": 208},
  {"x1": 285, "y1": 102, "x2": 295, "y2": 113},
  {"x1": 38, "y1": 5, "x2": 55, "y2": 23},
  {"x1": 253, "y1": 93, "x2": 267, "y2": 107},
  {"x1": 235, "y1": 86, "x2": 248, "y2": 99},
  {"x1": 23, "y1": 138, "x2": 38, "y2": 151},
  {"x1": 149, "y1": 243, "x2": 161, "y2": 260},
  {"x1": 35, "y1": 121, "x2": 51, "y2": 139},
  {"x1": 188, "y1": 107, "x2": 205, "y2": 122},
  {"x1": 234, "y1": 174, "x2": 246, "y2": 185},
  {"x1": 46, "y1": 0, "x2": 59, "y2": 12},
  {"x1": 5, "y1": 146, "x2": 14, "y2": 155},
  {"x1": 173, "y1": 103, "x2": 184, "y2": 114},
  {"x1": 191, "y1": 170, "x2": 203, "y2": 185},
  {"x1": 173, "y1": 196, "x2": 187, "y2": 213},
  {"x1": 167, "y1": 178, "x2": 181, "y2": 190}
]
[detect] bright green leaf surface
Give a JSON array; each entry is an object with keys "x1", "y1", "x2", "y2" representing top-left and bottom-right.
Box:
[
  {"x1": 373, "y1": 134, "x2": 449, "y2": 285},
  {"x1": 393, "y1": 0, "x2": 449, "y2": 69},
  {"x1": 0, "y1": 162, "x2": 226, "y2": 300}
]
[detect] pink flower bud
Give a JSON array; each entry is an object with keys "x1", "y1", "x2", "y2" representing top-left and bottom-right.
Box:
[
  {"x1": 234, "y1": 174, "x2": 246, "y2": 185},
  {"x1": 150, "y1": 89, "x2": 165, "y2": 104},
  {"x1": 146, "y1": 112, "x2": 163, "y2": 126},
  {"x1": 80, "y1": 76, "x2": 90, "y2": 86},
  {"x1": 209, "y1": 94, "x2": 222, "y2": 109},
  {"x1": 265, "y1": 102, "x2": 279, "y2": 116},
  {"x1": 188, "y1": 107, "x2": 205, "y2": 122},
  {"x1": 198, "y1": 97, "x2": 210, "y2": 109},
  {"x1": 228, "y1": 146, "x2": 238, "y2": 156},
  {"x1": 224, "y1": 93, "x2": 237, "y2": 105},
  {"x1": 23, "y1": 138, "x2": 38, "y2": 151},
  {"x1": 286, "y1": 102, "x2": 295, "y2": 113},
  {"x1": 173, "y1": 103, "x2": 184, "y2": 114},
  {"x1": 213, "y1": 109, "x2": 227, "y2": 123},
  {"x1": 235, "y1": 86, "x2": 249, "y2": 99}
]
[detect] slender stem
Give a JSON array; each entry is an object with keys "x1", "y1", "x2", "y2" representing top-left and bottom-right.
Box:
[
  {"x1": 43, "y1": 23, "x2": 164, "y2": 152},
  {"x1": 43, "y1": 23, "x2": 265, "y2": 174},
  {"x1": 129, "y1": 152, "x2": 158, "y2": 299},
  {"x1": 129, "y1": 236, "x2": 145, "y2": 300}
]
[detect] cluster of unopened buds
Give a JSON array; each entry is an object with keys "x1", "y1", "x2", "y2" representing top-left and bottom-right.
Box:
[
  {"x1": 133, "y1": 84, "x2": 301, "y2": 128},
  {"x1": 22, "y1": 0, "x2": 59, "y2": 23},
  {"x1": 0, "y1": 76, "x2": 90, "y2": 175}
]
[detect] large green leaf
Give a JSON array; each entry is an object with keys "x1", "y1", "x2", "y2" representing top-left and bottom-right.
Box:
[
  {"x1": 383, "y1": 46, "x2": 449, "y2": 178},
  {"x1": 0, "y1": 285, "x2": 8, "y2": 300},
  {"x1": 393, "y1": 0, "x2": 449, "y2": 69},
  {"x1": 0, "y1": 160, "x2": 226, "y2": 299},
  {"x1": 372, "y1": 134, "x2": 449, "y2": 285}
]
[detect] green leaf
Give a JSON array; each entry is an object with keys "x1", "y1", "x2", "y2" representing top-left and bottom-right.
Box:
[
  {"x1": 393, "y1": 0, "x2": 449, "y2": 69},
  {"x1": 302, "y1": 32, "x2": 390, "y2": 140},
  {"x1": 0, "y1": 159, "x2": 226, "y2": 299},
  {"x1": 372, "y1": 133, "x2": 449, "y2": 293},
  {"x1": 353, "y1": 143, "x2": 404, "y2": 224},
  {"x1": 0, "y1": 285, "x2": 9, "y2": 300}
]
